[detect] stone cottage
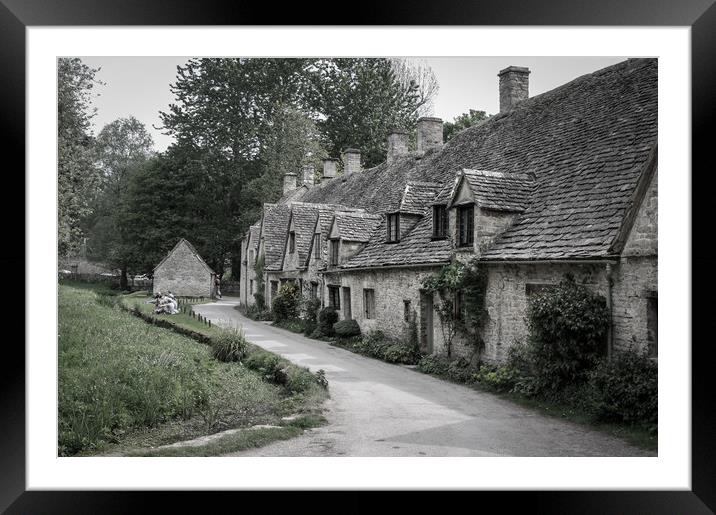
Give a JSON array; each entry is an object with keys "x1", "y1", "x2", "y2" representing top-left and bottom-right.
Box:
[
  {"x1": 153, "y1": 238, "x2": 216, "y2": 297},
  {"x1": 239, "y1": 58, "x2": 658, "y2": 363}
]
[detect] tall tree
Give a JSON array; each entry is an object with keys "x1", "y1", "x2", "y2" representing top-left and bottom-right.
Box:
[
  {"x1": 57, "y1": 58, "x2": 103, "y2": 256},
  {"x1": 86, "y1": 116, "x2": 154, "y2": 287},
  {"x1": 156, "y1": 58, "x2": 439, "y2": 277},
  {"x1": 307, "y1": 58, "x2": 438, "y2": 167}
]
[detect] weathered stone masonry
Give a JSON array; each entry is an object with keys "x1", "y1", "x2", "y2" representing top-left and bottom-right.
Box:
[
  {"x1": 153, "y1": 239, "x2": 215, "y2": 297},
  {"x1": 239, "y1": 59, "x2": 658, "y2": 363}
]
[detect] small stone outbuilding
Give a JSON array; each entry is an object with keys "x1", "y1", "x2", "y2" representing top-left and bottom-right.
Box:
[{"x1": 153, "y1": 238, "x2": 215, "y2": 297}]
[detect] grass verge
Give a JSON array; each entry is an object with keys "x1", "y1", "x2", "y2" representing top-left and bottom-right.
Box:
[{"x1": 59, "y1": 283, "x2": 328, "y2": 457}]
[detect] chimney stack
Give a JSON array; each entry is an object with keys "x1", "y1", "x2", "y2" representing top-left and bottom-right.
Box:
[
  {"x1": 342, "y1": 148, "x2": 361, "y2": 174},
  {"x1": 387, "y1": 130, "x2": 409, "y2": 164},
  {"x1": 417, "y1": 117, "x2": 443, "y2": 154},
  {"x1": 498, "y1": 66, "x2": 530, "y2": 113},
  {"x1": 322, "y1": 158, "x2": 338, "y2": 180},
  {"x1": 283, "y1": 172, "x2": 298, "y2": 195},
  {"x1": 302, "y1": 164, "x2": 315, "y2": 187}
]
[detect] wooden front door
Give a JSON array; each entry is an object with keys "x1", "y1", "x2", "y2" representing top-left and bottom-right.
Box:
[{"x1": 342, "y1": 287, "x2": 352, "y2": 319}]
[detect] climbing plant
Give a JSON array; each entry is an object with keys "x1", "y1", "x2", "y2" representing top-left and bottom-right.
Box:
[
  {"x1": 253, "y1": 254, "x2": 266, "y2": 311},
  {"x1": 421, "y1": 258, "x2": 488, "y2": 359}
]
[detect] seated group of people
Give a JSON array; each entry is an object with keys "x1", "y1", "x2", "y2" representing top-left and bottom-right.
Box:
[{"x1": 148, "y1": 291, "x2": 179, "y2": 315}]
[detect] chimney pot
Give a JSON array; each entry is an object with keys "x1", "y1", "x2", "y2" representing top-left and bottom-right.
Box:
[
  {"x1": 498, "y1": 66, "x2": 530, "y2": 113},
  {"x1": 387, "y1": 130, "x2": 409, "y2": 164},
  {"x1": 322, "y1": 158, "x2": 338, "y2": 180},
  {"x1": 416, "y1": 117, "x2": 443, "y2": 154},
  {"x1": 342, "y1": 148, "x2": 361, "y2": 174},
  {"x1": 302, "y1": 164, "x2": 315, "y2": 187},
  {"x1": 282, "y1": 172, "x2": 298, "y2": 195}
]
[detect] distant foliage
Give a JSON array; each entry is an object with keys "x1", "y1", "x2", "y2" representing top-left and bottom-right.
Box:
[{"x1": 443, "y1": 109, "x2": 491, "y2": 141}]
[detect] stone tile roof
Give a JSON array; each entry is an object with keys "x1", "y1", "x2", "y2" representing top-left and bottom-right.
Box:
[
  {"x1": 261, "y1": 203, "x2": 291, "y2": 271},
  {"x1": 457, "y1": 170, "x2": 534, "y2": 212},
  {"x1": 248, "y1": 224, "x2": 260, "y2": 254},
  {"x1": 416, "y1": 58, "x2": 657, "y2": 260},
  {"x1": 300, "y1": 155, "x2": 416, "y2": 214},
  {"x1": 399, "y1": 181, "x2": 442, "y2": 215},
  {"x1": 333, "y1": 212, "x2": 382, "y2": 242},
  {"x1": 260, "y1": 58, "x2": 656, "y2": 266},
  {"x1": 288, "y1": 203, "x2": 320, "y2": 267},
  {"x1": 341, "y1": 215, "x2": 452, "y2": 269},
  {"x1": 153, "y1": 238, "x2": 215, "y2": 275}
]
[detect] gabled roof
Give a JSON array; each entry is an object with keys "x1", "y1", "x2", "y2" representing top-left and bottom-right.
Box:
[
  {"x1": 451, "y1": 170, "x2": 534, "y2": 212},
  {"x1": 399, "y1": 181, "x2": 442, "y2": 215},
  {"x1": 285, "y1": 203, "x2": 321, "y2": 267},
  {"x1": 261, "y1": 203, "x2": 291, "y2": 271},
  {"x1": 341, "y1": 215, "x2": 452, "y2": 269},
  {"x1": 256, "y1": 58, "x2": 657, "y2": 264},
  {"x1": 300, "y1": 154, "x2": 416, "y2": 214},
  {"x1": 330, "y1": 212, "x2": 382, "y2": 242},
  {"x1": 153, "y1": 238, "x2": 215, "y2": 275}
]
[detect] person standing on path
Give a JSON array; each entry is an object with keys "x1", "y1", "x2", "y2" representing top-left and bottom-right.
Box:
[{"x1": 214, "y1": 274, "x2": 222, "y2": 300}]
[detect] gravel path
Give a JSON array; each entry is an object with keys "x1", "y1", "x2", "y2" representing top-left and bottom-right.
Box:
[{"x1": 194, "y1": 298, "x2": 654, "y2": 457}]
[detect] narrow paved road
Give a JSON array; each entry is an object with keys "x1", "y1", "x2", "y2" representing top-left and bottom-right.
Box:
[{"x1": 194, "y1": 298, "x2": 654, "y2": 457}]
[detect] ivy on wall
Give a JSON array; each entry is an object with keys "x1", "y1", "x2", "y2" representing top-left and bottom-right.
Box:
[{"x1": 422, "y1": 258, "x2": 488, "y2": 359}]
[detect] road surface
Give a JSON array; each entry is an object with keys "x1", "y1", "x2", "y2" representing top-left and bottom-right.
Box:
[{"x1": 194, "y1": 298, "x2": 654, "y2": 457}]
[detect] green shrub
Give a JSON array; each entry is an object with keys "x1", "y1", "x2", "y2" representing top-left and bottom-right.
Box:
[
  {"x1": 318, "y1": 307, "x2": 339, "y2": 336},
  {"x1": 473, "y1": 363, "x2": 519, "y2": 392},
  {"x1": 416, "y1": 355, "x2": 451, "y2": 376},
  {"x1": 383, "y1": 343, "x2": 420, "y2": 364},
  {"x1": 334, "y1": 319, "x2": 361, "y2": 338},
  {"x1": 273, "y1": 318, "x2": 305, "y2": 334},
  {"x1": 584, "y1": 349, "x2": 657, "y2": 427},
  {"x1": 244, "y1": 350, "x2": 283, "y2": 382},
  {"x1": 302, "y1": 298, "x2": 321, "y2": 336},
  {"x1": 210, "y1": 328, "x2": 248, "y2": 363},
  {"x1": 526, "y1": 275, "x2": 610, "y2": 393},
  {"x1": 271, "y1": 282, "x2": 302, "y2": 322}
]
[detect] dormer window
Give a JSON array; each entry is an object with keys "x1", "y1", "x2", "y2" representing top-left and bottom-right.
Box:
[
  {"x1": 289, "y1": 231, "x2": 296, "y2": 253},
  {"x1": 313, "y1": 234, "x2": 321, "y2": 259},
  {"x1": 330, "y1": 239, "x2": 340, "y2": 266},
  {"x1": 432, "y1": 205, "x2": 447, "y2": 239},
  {"x1": 387, "y1": 213, "x2": 400, "y2": 242},
  {"x1": 457, "y1": 204, "x2": 474, "y2": 247}
]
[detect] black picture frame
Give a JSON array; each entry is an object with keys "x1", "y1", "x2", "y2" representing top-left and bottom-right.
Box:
[{"x1": 3, "y1": 0, "x2": 713, "y2": 512}]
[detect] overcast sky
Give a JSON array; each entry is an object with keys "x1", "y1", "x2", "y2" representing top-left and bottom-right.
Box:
[{"x1": 79, "y1": 56, "x2": 627, "y2": 152}]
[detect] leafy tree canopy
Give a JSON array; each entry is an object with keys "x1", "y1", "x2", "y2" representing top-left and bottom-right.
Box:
[{"x1": 443, "y1": 109, "x2": 491, "y2": 141}]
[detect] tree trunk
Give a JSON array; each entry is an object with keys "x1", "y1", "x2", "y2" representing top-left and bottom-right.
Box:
[{"x1": 120, "y1": 266, "x2": 128, "y2": 291}]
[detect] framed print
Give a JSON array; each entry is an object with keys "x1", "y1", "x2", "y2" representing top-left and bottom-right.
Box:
[{"x1": 3, "y1": 0, "x2": 714, "y2": 512}]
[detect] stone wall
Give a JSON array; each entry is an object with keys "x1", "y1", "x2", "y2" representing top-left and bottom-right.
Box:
[
  {"x1": 623, "y1": 169, "x2": 657, "y2": 257},
  {"x1": 612, "y1": 167, "x2": 657, "y2": 352},
  {"x1": 611, "y1": 256, "x2": 657, "y2": 353},
  {"x1": 322, "y1": 266, "x2": 451, "y2": 354},
  {"x1": 482, "y1": 262, "x2": 608, "y2": 363},
  {"x1": 153, "y1": 241, "x2": 213, "y2": 297}
]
